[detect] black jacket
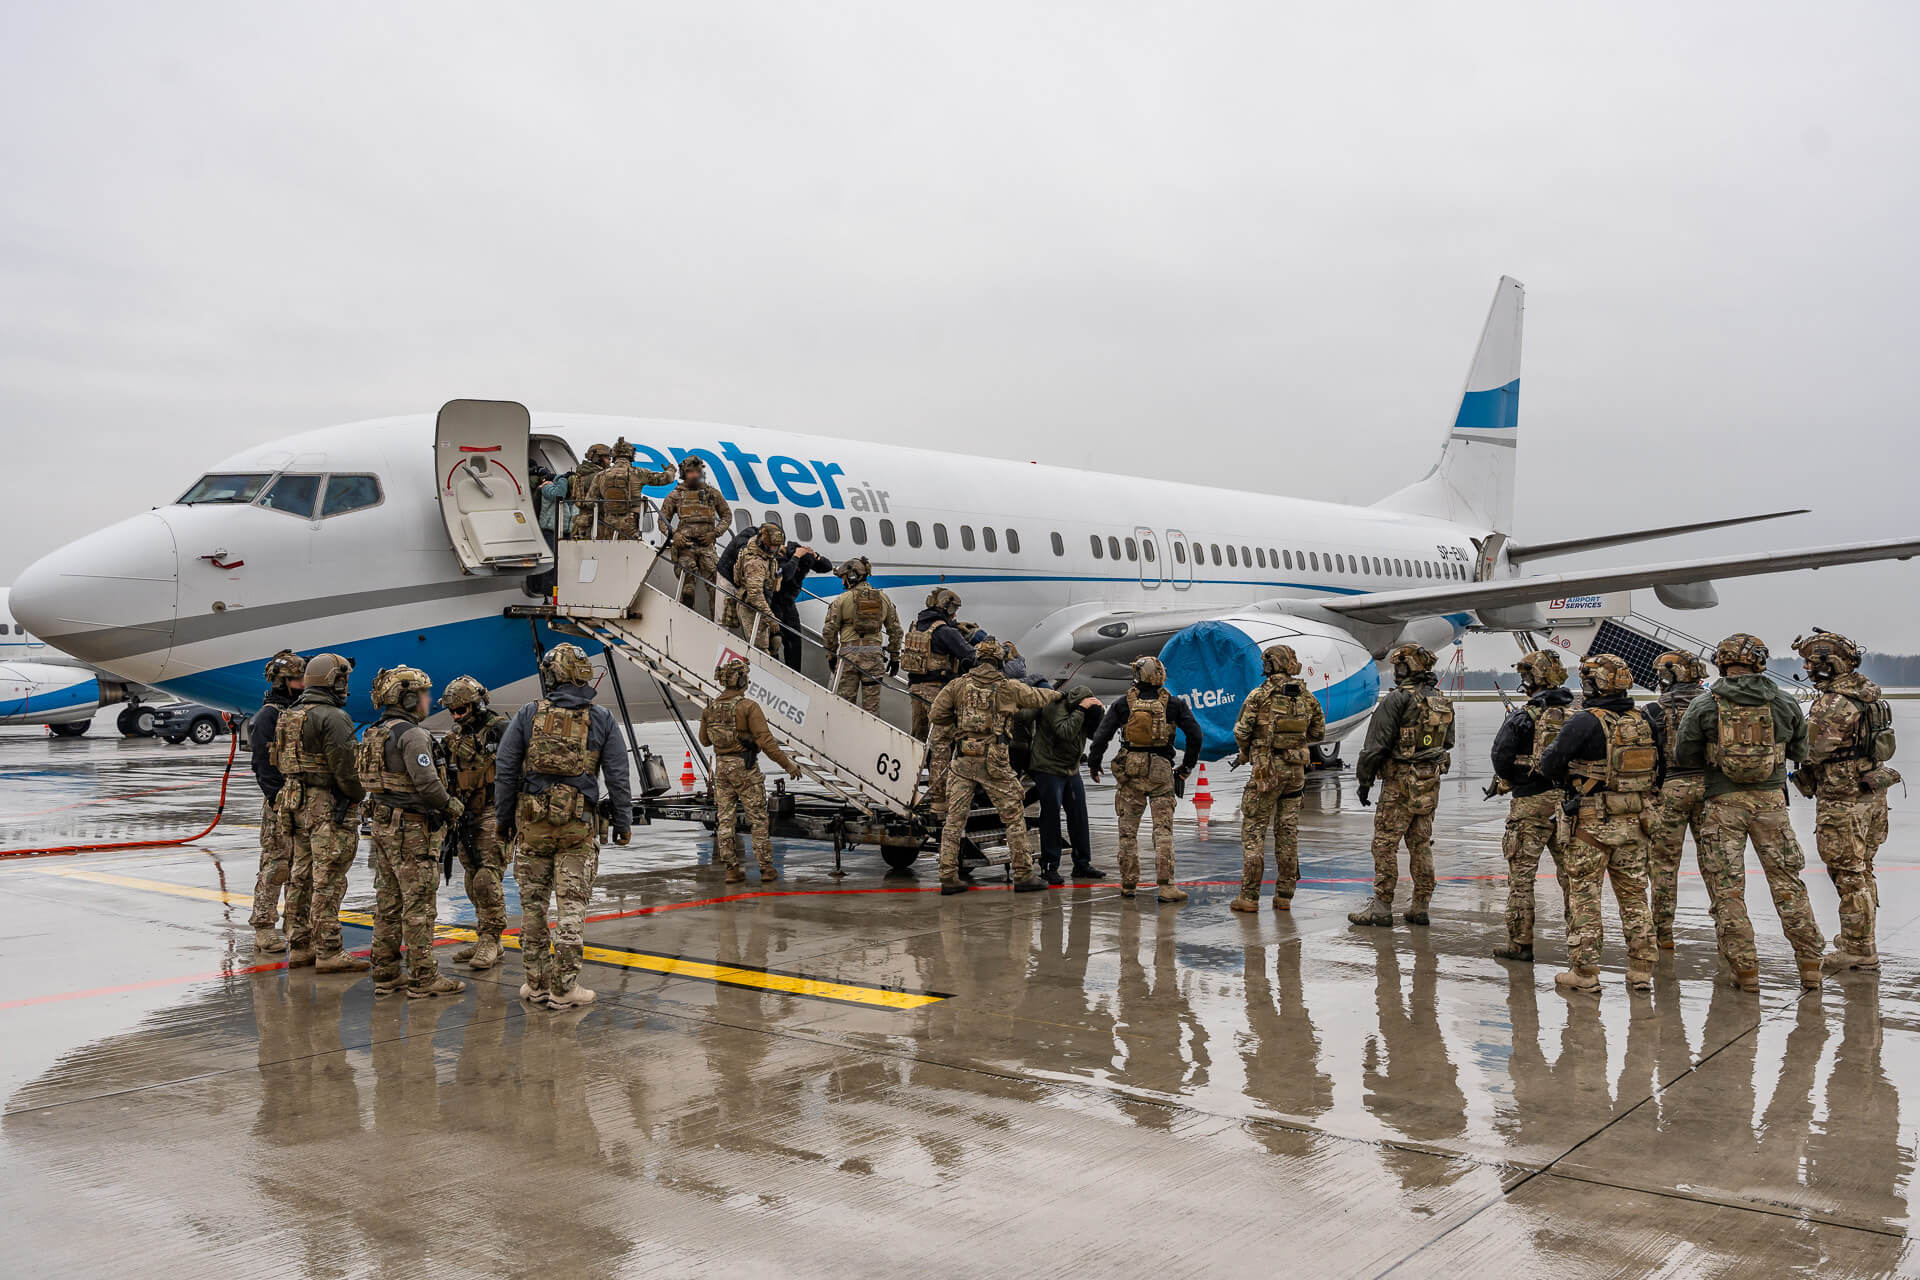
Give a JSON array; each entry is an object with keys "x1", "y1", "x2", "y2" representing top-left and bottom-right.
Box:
[
  {"x1": 1535, "y1": 692, "x2": 1663, "y2": 803},
  {"x1": 907, "y1": 608, "x2": 975, "y2": 685},
  {"x1": 249, "y1": 688, "x2": 293, "y2": 802},
  {"x1": 774, "y1": 544, "x2": 835, "y2": 607},
  {"x1": 1087, "y1": 684, "x2": 1204, "y2": 774},
  {"x1": 1491, "y1": 687, "x2": 1574, "y2": 799},
  {"x1": 717, "y1": 526, "x2": 757, "y2": 582}
]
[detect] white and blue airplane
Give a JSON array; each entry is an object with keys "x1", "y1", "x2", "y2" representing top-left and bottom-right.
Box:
[
  {"x1": 13, "y1": 278, "x2": 1916, "y2": 759},
  {"x1": 0, "y1": 587, "x2": 131, "y2": 734}
]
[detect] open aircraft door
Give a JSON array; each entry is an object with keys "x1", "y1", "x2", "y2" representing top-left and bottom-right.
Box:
[{"x1": 435, "y1": 399, "x2": 551, "y2": 574}]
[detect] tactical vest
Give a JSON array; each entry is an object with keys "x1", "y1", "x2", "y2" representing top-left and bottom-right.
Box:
[
  {"x1": 845, "y1": 585, "x2": 888, "y2": 639},
  {"x1": 956, "y1": 675, "x2": 1002, "y2": 742},
  {"x1": 705, "y1": 693, "x2": 747, "y2": 754},
  {"x1": 1515, "y1": 701, "x2": 1571, "y2": 769},
  {"x1": 569, "y1": 463, "x2": 601, "y2": 505},
  {"x1": 445, "y1": 715, "x2": 502, "y2": 796},
  {"x1": 1122, "y1": 688, "x2": 1174, "y2": 750},
  {"x1": 355, "y1": 719, "x2": 419, "y2": 797},
  {"x1": 1657, "y1": 686, "x2": 1703, "y2": 770},
  {"x1": 1568, "y1": 708, "x2": 1659, "y2": 797},
  {"x1": 902, "y1": 622, "x2": 951, "y2": 678},
  {"x1": 1708, "y1": 695, "x2": 1785, "y2": 783},
  {"x1": 1836, "y1": 692, "x2": 1899, "y2": 765},
  {"x1": 273, "y1": 705, "x2": 330, "y2": 779},
  {"x1": 675, "y1": 484, "x2": 717, "y2": 529},
  {"x1": 525, "y1": 700, "x2": 597, "y2": 776},
  {"x1": 598, "y1": 466, "x2": 635, "y2": 520},
  {"x1": 1249, "y1": 684, "x2": 1314, "y2": 754},
  {"x1": 1392, "y1": 688, "x2": 1454, "y2": 763}
]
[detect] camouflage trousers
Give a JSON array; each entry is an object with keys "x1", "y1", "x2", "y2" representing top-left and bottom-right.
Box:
[
  {"x1": 719, "y1": 578, "x2": 741, "y2": 631},
  {"x1": 1699, "y1": 789, "x2": 1824, "y2": 972},
  {"x1": 450, "y1": 805, "x2": 507, "y2": 939},
  {"x1": 1646, "y1": 774, "x2": 1713, "y2": 942},
  {"x1": 593, "y1": 517, "x2": 642, "y2": 541},
  {"x1": 1816, "y1": 791, "x2": 1887, "y2": 957},
  {"x1": 1240, "y1": 787, "x2": 1301, "y2": 900},
  {"x1": 568, "y1": 511, "x2": 595, "y2": 540},
  {"x1": 1562, "y1": 801, "x2": 1655, "y2": 973},
  {"x1": 918, "y1": 694, "x2": 953, "y2": 810},
  {"x1": 1369, "y1": 770, "x2": 1435, "y2": 906},
  {"x1": 1113, "y1": 750, "x2": 1177, "y2": 888},
  {"x1": 513, "y1": 793, "x2": 599, "y2": 997},
  {"x1": 1501, "y1": 791, "x2": 1566, "y2": 947},
  {"x1": 938, "y1": 746, "x2": 1032, "y2": 882},
  {"x1": 910, "y1": 684, "x2": 939, "y2": 743},
  {"x1": 368, "y1": 810, "x2": 445, "y2": 988},
  {"x1": 713, "y1": 754, "x2": 772, "y2": 870},
  {"x1": 833, "y1": 645, "x2": 887, "y2": 713},
  {"x1": 249, "y1": 796, "x2": 293, "y2": 931},
  {"x1": 673, "y1": 541, "x2": 721, "y2": 617},
  {"x1": 284, "y1": 785, "x2": 360, "y2": 957}
]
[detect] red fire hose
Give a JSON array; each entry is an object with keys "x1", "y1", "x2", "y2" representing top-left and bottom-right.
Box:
[{"x1": 0, "y1": 724, "x2": 243, "y2": 858}]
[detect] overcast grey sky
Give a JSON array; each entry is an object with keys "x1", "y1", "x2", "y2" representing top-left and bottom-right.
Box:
[{"x1": 3, "y1": 2, "x2": 1917, "y2": 655}]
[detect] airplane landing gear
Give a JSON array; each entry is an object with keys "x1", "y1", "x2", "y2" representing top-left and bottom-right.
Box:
[
  {"x1": 48, "y1": 722, "x2": 89, "y2": 738},
  {"x1": 117, "y1": 704, "x2": 156, "y2": 737}
]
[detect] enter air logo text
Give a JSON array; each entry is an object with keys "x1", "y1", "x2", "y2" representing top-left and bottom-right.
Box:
[
  {"x1": 612, "y1": 439, "x2": 891, "y2": 512},
  {"x1": 1187, "y1": 687, "x2": 1239, "y2": 710}
]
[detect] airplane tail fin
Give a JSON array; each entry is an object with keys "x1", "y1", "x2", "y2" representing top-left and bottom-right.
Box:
[{"x1": 1375, "y1": 275, "x2": 1524, "y2": 533}]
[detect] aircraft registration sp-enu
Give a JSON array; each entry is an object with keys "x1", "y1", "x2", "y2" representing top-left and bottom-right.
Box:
[{"x1": 14, "y1": 279, "x2": 1918, "y2": 758}]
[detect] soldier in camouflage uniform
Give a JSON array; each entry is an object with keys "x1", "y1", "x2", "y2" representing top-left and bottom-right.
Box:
[
  {"x1": 248, "y1": 650, "x2": 304, "y2": 953},
  {"x1": 566, "y1": 443, "x2": 612, "y2": 540},
  {"x1": 699, "y1": 656, "x2": 804, "y2": 883},
  {"x1": 1674, "y1": 633, "x2": 1825, "y2": 993},
  {"x1": 358, "y1": 666, "x2": 466, "y2": 999},
  {"x1": 495, "y1": 644, "x2": 633, "y2": 1009},
  {"x1": 731, "y1": 522, "x2": 786, "y2": 655},
  {"x1": 440, "y1": 675, "x2": 511, "y2": 970},
  {"x1": 1087, "y1": 656, "x2": 1204, "y2": 903},
  {"x1": 272, "y1": 653, "x2": 367, "y2": 971},
  {"x1": 905, "y1": 588, "x2": 974, "y2": 813},
  {"x1": 1794, "y1": 630, "x2": 1900, "y2": 972},
  {"x1": 1642, "y1": 650, "x2": 1714, "y2": 950},
  {"x1": 585, "y1": 437, "x2": 676, "y2": 541},
  {"x1": 1535, "y1": 654, "x2": 1661, "y2": 995},
  {"x1": 1229, "y1": 645, "x2": 1325, "y2": 913},
  {"x1": 1488, "y1": 649, "x2": 1575, "y2": 962},
  {"x1": 659, "y1": 456, "x2": 733, "y2": 617},
  {"x1": 1350, "y1": 644, "x2": 1455, "y2": 927},
  {"x1": 823, "y1": 556, "x2": 903, "y2": 713},
  {"x1": 932, "y1": 639, "x2": 1061, "y2": 895}
]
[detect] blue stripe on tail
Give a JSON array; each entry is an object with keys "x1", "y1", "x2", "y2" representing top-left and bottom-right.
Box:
[{"x1": 1454, "y1": 378, "x2": 1520, "y2": 430}]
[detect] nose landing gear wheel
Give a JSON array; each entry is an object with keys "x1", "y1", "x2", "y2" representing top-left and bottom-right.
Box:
[{"x1": 117, "y1": 706, "x2": 156, "y2": 737}]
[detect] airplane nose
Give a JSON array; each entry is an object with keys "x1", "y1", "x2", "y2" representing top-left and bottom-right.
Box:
[{"x1": 12, "y1": 512, "x2": 180, "y2": 683}]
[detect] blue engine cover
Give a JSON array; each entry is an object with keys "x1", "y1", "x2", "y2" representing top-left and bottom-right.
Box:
[{"x1": 1158, "y1": 621, "x2": 1270, "y2": 762}]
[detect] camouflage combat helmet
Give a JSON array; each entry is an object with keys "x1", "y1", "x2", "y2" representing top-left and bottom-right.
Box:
[
  {"x1": 439, "y1": 674, "x2": 489, "y2": 712},
  {"x1": 757, "y1": 521, "x2": 783, "y2": 547},
  {"x1": 1792, "y1": 629, "x2": 1863, "y2": 680},
  {"x1": 302, "y1": 652, "x2": 353, "y2": 696},
  {"x1": 838, "y1": 556, "x2": 872, "y2": 584},
  {"x1": 926, "y1": 587, "x2": 961, "y2": 616},
  {"x1": 612, "y1": 437, "x2": 635, "y2": 461},
  {"x1": 1580, "y1": 653, "x2": 1635, "y2": 695},
  {"x1": 678, "y1": 456, "x2": 705, "y2": 478},
  {"x1": 1514, "y1": 649, "x2": 1567, "y2": 690},
  {"x1": 974, "y1": 639, "x2": 1006, "y2": 667},
  {"x1": 263, "y1": 648, "x2": 306, "y2": 690},
  {"x1": 371, "y1": 665, "x2": 433, "y2": 714},
  {"x1": 1262, "y1": 644, "x2": 1301, "y2": 676},
  {"x1": 715, "y1": 656, "x2": 751, "y2": 690},
  {"x1": 1131, "y1": 655, "x2": 1166, "y2": 687},
  {"x1": 1652, "y1": 650, "x2": 1709, "y2": 686},
  {"x1": 1713, "y1": 632, "x2": 1770, "y2": 672},
  {"x1": 540, "y1": 643, "x2": 595, "y2": 688},
  {"x1": 1388, "y1": 643, "x2": 1437, "y2": 676},
  {"x1": 584, "y1": 443, "x2": 612, "y2": 465}
]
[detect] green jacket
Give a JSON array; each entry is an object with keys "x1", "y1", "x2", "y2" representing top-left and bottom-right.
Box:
[
  {"x1": 1356, "y1": 675, "x2": 1453, "y2": 789},
  {"x1": 293, "y1": 687, "x2": 366, "y2": 801},
  {"x1": 1674, "y1": 674, "x2": 1808, "y2": 798},
  {"x1": 1017, "y1": 683, "x2": 1097, "y2": 777}
]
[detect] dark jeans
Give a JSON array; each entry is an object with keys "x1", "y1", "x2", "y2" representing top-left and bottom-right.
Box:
[
  {"x1": 773, "y1": 597, "x2": 804, "y2": 670},
  {"x1": 1034, "y1": 771, "x2": 1091, "y2": 871}
]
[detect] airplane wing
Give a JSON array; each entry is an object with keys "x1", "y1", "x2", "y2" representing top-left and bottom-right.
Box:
[{"x1": 1323, "y1": 535, "x2": 1920, "y2": 625}]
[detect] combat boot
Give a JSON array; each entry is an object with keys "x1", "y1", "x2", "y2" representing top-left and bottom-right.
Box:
[
  {"x1": 1626, "y1": 969, "x2": 1654, "y2": 992},
  {"x1": 452, "y1": 943, "x2": 479, "y2": 964},
  {"x1": 1404, "y1": 900, "x2": 1431, "y2": 926},
  {"x1": 548, "y1": 984, "x2": 596, "y2": 1009},
  {"x1": 1014, "y1": 877, "x2": 1047, "y2": 893},
  {"x1": 1348, "y1": 898, "x2": 1394, "y2": 927},
  {"x1": 1119, "y1": 880, "x2": 1138, "y2": 898},
  {"x1": 1156, "y1": 883, "x2": 1189, "y2": 904},
  {"x1": 253, "y1": 927, "x2": 288, "y2": 953},
  {"x1": 1798, "y1": 961, "x2": 1824, "y2": 991},
  {"x1": 466, "y1": 936, "x2": 503, "y2": 970},
  {"x1": 940, "y1": 881, "x2": 969, "y2": 896},
  {"x1": 1272, "y1": 895, "x2": 1291, "y2": 912},
  {"x1": 1823, "y1": 949, "x2": 1880, "y2": 971},
  {"x1": 1493, "y1": 942, "x2": 1534, "y2": 963},
  {"x1": 758, "y1": 860, "x2": 780, "y2": 882},
  {"x1": 724, "y1": 867, "x2": 746, "y2": 884},
  {"x1": 286, "y1": 947, "x2": 315, "y2": 969},
  {"x1": 1554, "y1": 968, "x2": 1601, "y2": 995},
  {"x1": 1229, "y1": 895, "x2": 1259, "y2": 913},
  {"x1": 1727, "y1": 968, "x2": 1760, "y2": 994},
  {"x1": 315, "y1": 951, "x2": 370, "y2": 974},
  {"x1": 1656, "y1": 932, "x2": 1676, "y2": 951},
  {"x1": 518, "y1": 982, "x2": 550, "y2": 1004},
  {"x1": 372, "y1": 969, "x2": 405, "y2": 996},
  {"x1": 408, "y1": 975, "x2": 467, "y2": 1000}
]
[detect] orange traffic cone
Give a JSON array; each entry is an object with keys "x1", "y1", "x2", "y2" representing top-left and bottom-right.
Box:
[
  {"x1": 679, "y1": 750, "x2": 696, "y2": 791},
  {"x1": 1191, "y1": 763, "x2": 1214, "y2": 818}
]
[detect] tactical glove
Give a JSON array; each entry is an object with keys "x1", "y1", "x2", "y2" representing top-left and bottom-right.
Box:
[
  {"x1": 446, "y1": 796, "x2": 465, "y2": 822},
  {"x1": 785, "y1": 760, "x2": 804, "y2": 779},
  {"x1": 1356, "y1": 783, "x2": 1372, "y2": 807},
  {"x1": 612, "y1": 827, "x2": 631, "y2": 846},
  {"x1": 888, "y1": 659, "x2": 901, "y2": 678},
  {"x1": 1087, "y1": 763, "x2": 1103, "y2": 784}
]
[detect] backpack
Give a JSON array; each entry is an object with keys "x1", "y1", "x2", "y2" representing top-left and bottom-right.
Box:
[
  {"x1": 1848, "y1": 694, "x2": 1898, "y2": 766},
  {"x1": 1708, "y1": 695, "x2": 1784, "y2": 784},
  {"x1": 1516, "y1": 702, "x2": 1570, "y2": 768},
  {"x1": 851, "y1": 585, "x2": 887, "y2": 635},
  {"x1": 273, "y1": 705, "x2": 327, "y2": 776},
  {"x1": 1574, "y1": 709, "x2": 1659, "y2": 795},
  {"x1": 568, "y1": 464, "x2": 599, "y2": 504},
  {"x1": 1122, "y1": 687, "x2": 1173, "y2": 749},
  {"x1": 956, "y1": 676, "x2": 1000, "y2": 740},
  {"x1": 1393, "y1": 690, "x2": 1454, "y2": 762},
  {"x1": 599, "y1": 466, "x2": 633, "y2": 515},
  {"x1": 704, "y1": 694, "x2": 744, "y2": 754},
  {"x1": 902, "y1": 624, "x2": 940, "y2": 676},
  {"x1": 1656, "y1": 686, "x2": 1702, "y2": 768},
  {"x1": 525, "y1": 700, "x2": 595, "y2": 775}
]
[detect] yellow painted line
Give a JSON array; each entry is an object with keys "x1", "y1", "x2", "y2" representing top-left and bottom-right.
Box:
[{"x1": 27, "y1": 866, "x2": 947, "y2": 1011}]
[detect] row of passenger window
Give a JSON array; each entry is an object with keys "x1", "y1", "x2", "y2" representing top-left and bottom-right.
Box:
[{"x1": 725, "y1": 507, "x2": 1467, "y2": 582}]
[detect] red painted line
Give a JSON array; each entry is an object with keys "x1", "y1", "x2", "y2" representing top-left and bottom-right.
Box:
[{"x1": 458, "y1": 445, "x2": 502, "y2": 453}]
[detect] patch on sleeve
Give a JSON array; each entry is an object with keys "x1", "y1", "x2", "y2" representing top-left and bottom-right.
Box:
[{"x1": 417, "y1": 753, "x2": 433, "y2": 767}]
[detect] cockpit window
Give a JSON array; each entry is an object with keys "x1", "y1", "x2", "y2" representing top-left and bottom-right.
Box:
[
  {"x1": 259, "y1": 474, "x2": 322, "y2": 518},
  {"x1": 320, "y1": 474, "x2": 382, "y2": 517},
  {"x1": 178, "y1": 473, "x2": 272, "y2": 505}
]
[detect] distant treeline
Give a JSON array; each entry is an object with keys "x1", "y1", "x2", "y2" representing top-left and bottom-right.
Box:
[{"x1": 1435, "y1": 654, "x2": 1920, "y2": 691}]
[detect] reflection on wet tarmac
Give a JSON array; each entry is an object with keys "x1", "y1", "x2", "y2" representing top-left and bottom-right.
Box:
[{"x1": 2, "y1": 706, "x2": 1917, "y2": 1275}]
